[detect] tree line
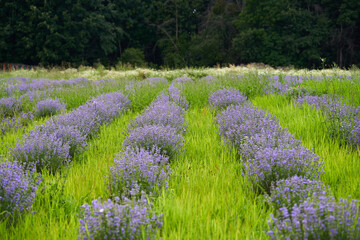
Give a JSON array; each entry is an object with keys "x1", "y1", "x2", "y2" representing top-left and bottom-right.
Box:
[{"x1": 1, "y1": 0, "x2": 359, "y2": 69}]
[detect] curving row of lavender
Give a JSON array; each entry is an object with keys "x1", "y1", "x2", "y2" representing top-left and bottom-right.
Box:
[
  {"x1": 211, "y1": 88, "x2": 360, "y2": 239},
  {"x1": 295, "y1": 95, "x2": 360, "y2": 148},
  {"x1": 78, "y1": 83, "x2": 189, "y2": 240},
  {"x1": 11, "y1": 91, "x2": 131, "y2": 172}
]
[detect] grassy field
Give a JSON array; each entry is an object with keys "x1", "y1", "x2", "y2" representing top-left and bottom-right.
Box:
[{"x1": 1, "y1": 67, "x2": 360, "y2": 239}]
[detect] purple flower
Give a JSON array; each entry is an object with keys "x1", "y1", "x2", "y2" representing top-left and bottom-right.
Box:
[
  {"x1": 0, "y1": 160, "x2": 40, "y2": 220},
  {"x1": 124, "y1": 125, "x2": 184, "y2": 160},
  {"x1": 216, "y1": 103, "x2": 323, "y2": 193},
  {"x1": 200, "y1": 76, "x2": 216, "y2": 83},
  {"x1": 268, "y1": 196, "x2": 360, "y2": 240},
  {"x1": 34, "y1": 98, "x2": 66, "y2": 118},
  {"x1": 168, "y1": 85, "x2": 189, "y2": 110},
  {"x1": 172, "y1": 76, "x2": 193, "y2": 85},
  {"x1": 144, "y1": 77, "x2": 168, "y2": 85},
  {"x1": 267, "y1": 176, "x2": 329, "y2": 212},
  {"x1": 0, "y1": 97, "x2": 22, "y2": 117},
  {"x1": 11, "y1": 91, "x2": 130, "y2": 172},
  {"x1": 295, "y1": 95, "x2": 360, "y2": 147},
  {"x1": 78, "y1": 197, "x2": 162, "y2": 240},
  {"x1": 109, "y1": 147, "x2": 170, "y2": 199},
  {"x1": 128, "y1": 95, "x2": 185, "y2": 133},
  {"x1": 243, "y1": 147, "x2": 323, "y2": 193},
  {"x1": 209, "y1": 88, "x2": 247, "y2": 110}
]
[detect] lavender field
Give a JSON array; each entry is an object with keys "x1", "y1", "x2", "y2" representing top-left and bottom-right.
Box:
[{"x1": 1, "y1": 67, "x2": 360, "y2": 239}]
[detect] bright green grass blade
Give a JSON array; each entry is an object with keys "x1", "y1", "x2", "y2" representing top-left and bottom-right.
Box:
[
  {"x1": 252, "y1": 94, "x2": 360, "y2": 199},
  {"x1": 157, "y1": 107, "x2": 270, "y2": 240}
]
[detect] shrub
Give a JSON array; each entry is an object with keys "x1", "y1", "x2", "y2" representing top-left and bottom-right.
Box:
[
  {"x1": 243, "y1": 146, "x2": 323, "y2": 194},
  {"x1": 109, "y1": 147, "x2": 170, "y2": 199},
  {"x1": 38, "y1": 122, "x2": 87, "y2": 157},
  {"x1": 216, "y1": 104, "x2": 279, "y2": 149},
  {"x1": 119, "y1": 48, "x2": 146, "y2": 67},
  {"x1": 209, "y1": 87, "x2": 247, "y2": 110},
  {"x1": 124, "y1": 125, "x2": 184, "y2": 160},
  {"x1": 0, "y1": 160, "x2": 40, "y2": 221},
  {"x1": 79, "y1": 197, "x2": 162, "y2": 240},
  {"x1": 34, "y1": 98, "x2": 66, "y2": 118},
  {"x1": 0, "y1": 97, "x2": 21, "y2": 117},
  {"x1": 267, "y1": 176, "x2": 329, "y2": 212},
  {"x1": 168, "y1": 85, "x2": 189, "y2": 110},
  {"x1": 11, "y1": 130, "x2": 72, "y2": 172},
  {"x1": 128, "y1": 98, "x2": 185, "y2": 133},
  {"x1": 268, "y1": 196, "x2": 360, "y2": 240}
]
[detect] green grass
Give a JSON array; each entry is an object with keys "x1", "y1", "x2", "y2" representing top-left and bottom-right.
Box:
[
  {"x1": 252, "y1": 94, "x2": 360, "y2": 199},
  {"x1": 157, "y1": 107, "x2": 270, "y2": 240}
]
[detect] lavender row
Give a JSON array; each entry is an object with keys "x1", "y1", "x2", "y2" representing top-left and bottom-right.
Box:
[
  {"x1": 4, "y1": 77, "x2": 91, "y2": 96},
  {"x1": 0, "y1": 160, "x2": 40, "y2": 221},
  {"x1": 268, "y1": 75, "x2": 357, "y2": 95},
  {"x1": 295, "y1": 95, "x2": 360, "y2": 148},
  {"x1": 79, "y1": 85, "x2": 188, "y2": 240},
  {"x1": 212, "y1": 88, "x2": 360, "y2": 239},
  {"x1": 10, "y1": 91, "x2": 131, "y2": 172}
]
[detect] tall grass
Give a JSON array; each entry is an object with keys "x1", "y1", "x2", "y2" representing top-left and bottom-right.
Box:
[
  {"x1": 157, "y1": 107, "x2": 270, "y2": 239},
  {"x1": 252, "y1": 95, "x2": 360, "y2": 199}
]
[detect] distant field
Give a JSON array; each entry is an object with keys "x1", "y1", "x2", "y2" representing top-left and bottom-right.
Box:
[{"x1": 1, "y1": 67, "x2": 360, "y2": 239}]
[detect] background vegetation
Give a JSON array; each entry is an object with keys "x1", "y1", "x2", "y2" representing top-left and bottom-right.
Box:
[{"x1": 1, "y1": 0, "x2": 360, "y2": 68}]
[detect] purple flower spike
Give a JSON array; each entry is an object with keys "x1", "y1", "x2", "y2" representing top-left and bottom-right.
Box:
[
  {"x1": 110, "y1": 147, "x2": 171, "y2": 199},
  {"x1": 267, "y1": 176, "x2": 329, "y2": 212},
  {"x1": 0, "y1": 160, "x2": 40, "y2": 220},
  {"x1": 34, "y1": 98, "x2": 66, "y2": 118},
  {"x1": 78, "y1": 197, "x2": 162, "y2": 240},
  {"x1": 268, "y1": 196, "x2": 360, "y2": 240},
  {"x1": 124, "y1": 125, "x2": 184, "y2": 160},
  {"x1": 209, "y1": 88, "x2": 247, "y2": 110},
  {"x1": 0, "y1": 97, "x2": 22, "y2": 117},
  {"x1": 128, "y1": 97, "x2": 185, "y2": 133}
]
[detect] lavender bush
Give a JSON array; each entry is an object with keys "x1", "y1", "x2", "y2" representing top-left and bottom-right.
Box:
[
  {"x1": 216, "y1": 104, "x2": 280, "y2": 149},
  {"x1": 144, "y1": 77, "x2": 168, "y2": 85},
  {"x1": 0, "y1": 97, "x2": 22, "y2": 117},
  {"x1": 268, "y1": 196, "x2": 360, "y2": 240},
  {"x1": 243, "y1": 146, "x2": 323, "y2": 193},
  {"x1": 0, "y1": 160, "x2": 40, "y2": 220},
  {"x1": 200, "y1": 76, "x2": 216, "y2": 83},
  {"x1": 124, "y1": 125, "x2": 184, "y2": 160},
  {"x1": 34, "y1": 98, "x2": 66, "y2": 118},
  {"x1": 1, "y1": 112, "x2": 34, "y2": 135},
  {"x1": 295, "y1": 95, "x2": 360, "y2": 147},
  {"x1": 209, "y1": 88, "x2": 247, "y2": 110},
  {"x1": 267, "y1": 176, "x2": 329, "y2": 212},
  {"x1": 240, "y1": 129, "x2": 302, "y2": 160},
  {"x1": 168, "y1": 85, "x2": 189, "y2": 110},
  {"x1": 172, "y1": 76, "x2": 193, "y2": 85},
  {"x1": 79, "y1": 197, "x2": 162, "y2": 240},
  {"x1": 128, "y1": 98, "x2": 185, "y2": 133},
  {"x1": 37, "y1": 123, "x2": 87, "y2": 157},
  {"x1": 11, "y1": 130, "x2": 72, "y2": 172},
  {"x1": 55, "y1": 91, "x2": 131, "y2": 138},
  {"x1": 110, "y1": 147, "x2": 170, "y2": 199}
]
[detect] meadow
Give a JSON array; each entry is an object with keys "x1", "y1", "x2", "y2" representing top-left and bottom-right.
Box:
[{"x1": 1, "y1": 66, "x2": 360, "y2": 239}]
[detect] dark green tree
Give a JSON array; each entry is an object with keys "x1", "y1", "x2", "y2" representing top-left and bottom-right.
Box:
[{"x1": 232, "y1": 0, "x2": 330, "y2": 68}]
